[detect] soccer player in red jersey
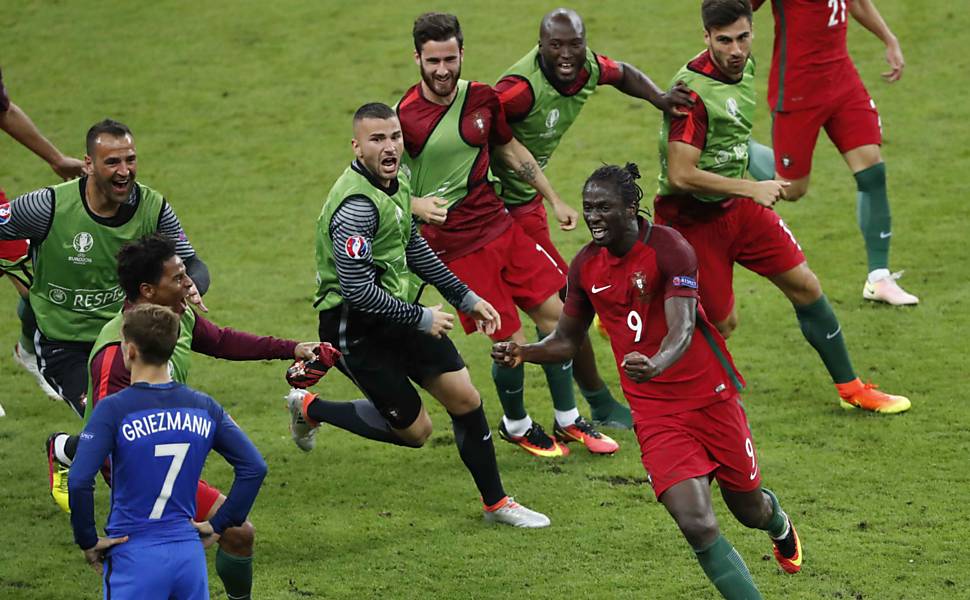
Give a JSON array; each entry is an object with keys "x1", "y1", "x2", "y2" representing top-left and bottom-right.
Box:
[
  {"x1": 0, "y1": 66, "x2": 85, "y2": 406},
  {"x1": 490, "y1": 8, "x2": 694, "y2": 431},
  {"x1": 656, "y1": 0, "x2": 910, "y2": 414},
  {"x1": 493, "y1": 163, "x2": 802, "y2": 599},
  {"x1": 398, "y1": 13, "x2": 617, "y2": 457},
  {"x1": 749, "y1": 0, "x2": 917, "y2": 305}
]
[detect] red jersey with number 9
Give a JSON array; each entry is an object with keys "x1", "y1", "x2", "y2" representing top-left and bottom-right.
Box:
[
  {"x1": 563, "y1": 221, "x2": 743, "y2": 419},
  {"x1": 756, "y1": 0, "x2": 857, "y2": 112}
]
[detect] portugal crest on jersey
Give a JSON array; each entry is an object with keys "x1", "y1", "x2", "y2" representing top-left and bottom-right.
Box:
[{"x1": 631, "y1": 271, "x2": 650, "y2": 303}]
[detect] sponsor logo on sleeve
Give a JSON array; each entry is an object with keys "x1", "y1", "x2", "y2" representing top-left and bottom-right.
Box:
[
  {"x1": 0, "y1": 202, "x2": 11, "y2": 225},
  {"x1": 672, "y1": 275, "x2": 698, "y2": 289},
  {"x1": 345, "y1": 236, "x2": 370, "y2": 260}
]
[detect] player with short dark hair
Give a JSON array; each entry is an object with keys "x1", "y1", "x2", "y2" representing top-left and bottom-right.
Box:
[
  {"x1": 0, "y1": 119, "x2": 209, "y2": 417},
  {"x1": 491, "y1": 7, "x2": 694, "y2": 431},
  {"x1": 749, "y1": 0, "x2": 916, "y2": 305},
  {"x1": 294, "y1": 101, "x2": 550, "y2": 527},
  {"x1": 0, "y1": 66, "x2": 86, "y2": 407},
  {"x1": 402, "y1": 12, "x2": 618, "y2": 458},
  {"x1": 493, "y1": 163, "x2": 802, "y2": 600},
  {"x1": 46, "y1": 233, "x2": 327, "y2": 600},
  {"x1": 69, "y1": 303, "x2": 267, "y2": 599},
  {"x1": 654, "y1": 0, "x2": 910, "y2": 413}
]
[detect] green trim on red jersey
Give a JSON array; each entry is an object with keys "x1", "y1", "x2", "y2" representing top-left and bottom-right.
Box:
[
  {"x1": 696, "y1": 317, "x2": 745, "y2": 393},
  {"x1": 773, "y1": 0, "x2": 787, "y2": 112}
]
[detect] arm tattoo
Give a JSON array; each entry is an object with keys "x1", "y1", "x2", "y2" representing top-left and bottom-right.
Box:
[{"x1": 515, "y1": 161, "x2": 538, "y2": 183}]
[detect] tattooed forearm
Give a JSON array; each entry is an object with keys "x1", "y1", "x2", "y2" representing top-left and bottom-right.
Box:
[{"x1": 515, "y1": 161, "x2": 538, "y2": 183}]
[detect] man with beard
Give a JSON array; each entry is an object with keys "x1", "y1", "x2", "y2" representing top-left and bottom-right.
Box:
[
  {"x1": 490, "y1": 8, "x2": 693, "y2": 430},
  {"x1": 654, "y1": 0, "x2": 909, "y2": 413},
  {"x1": 400, "y1": 13, "x2": 618, "y2": 458},
  {"x1": 493, "y1": 163, "x2": 803, "y2": 599},
  {"x1": 0, "y1": 119, "x2": 208, "y2": 418},
  {"x1": 293, "y1": 102, "x2": 550, "y2": 527}
]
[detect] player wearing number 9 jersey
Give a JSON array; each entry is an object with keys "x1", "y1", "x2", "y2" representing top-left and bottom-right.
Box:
[
  {"x1": 69, "y1": 304, "x2": 266, "y2": 600},
  {"x1": 492, "y1": 163, "x2": 803, "y2": 599}
]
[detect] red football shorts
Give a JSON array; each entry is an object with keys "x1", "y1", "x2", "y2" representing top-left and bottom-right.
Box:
[
  {"x1": 194, "y1": 479, "x2": 223, "y2": 522},
  {"x1": 654, "y1": 196, "x2": 806, "y2": 324},
  {"x1": 445, "y1": 221, "x2": 565, "y2": 341},
  {"x1": 772, "y1": 72, "x2": 882, "y2": 180},
  {"x1": 0, "y1": 239, "x2": 28, "y2": 263},
  {"x1": 508, "y1": 196, "x2": 569, "y2": 273},
  {"x1": 634, "y1": 396, "x2": 762, "y2": 499}
]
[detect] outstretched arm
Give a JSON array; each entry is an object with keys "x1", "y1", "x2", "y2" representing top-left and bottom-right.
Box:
[
  {"x1": 492, "y1": 309, "x2": 589, "y2": 367},
  {"x1": 612, "y1": 63, "x2": 693, "y2": 117},
  {"x1": 850, "y1": 0, "x2": 904, "y2": 82},
  {"x1": 0, "y1": 102, "x2": 84, "y2": 180}
]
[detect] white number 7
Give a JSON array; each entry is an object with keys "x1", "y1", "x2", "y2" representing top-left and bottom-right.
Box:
[{"x1": 150, "y1": 443, "x2": 189, "y2": 519}]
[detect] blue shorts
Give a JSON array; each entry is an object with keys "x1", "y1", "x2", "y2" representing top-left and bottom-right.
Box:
[{"x1": 103, "y1": 538, "x2": 207, "y2": 599}]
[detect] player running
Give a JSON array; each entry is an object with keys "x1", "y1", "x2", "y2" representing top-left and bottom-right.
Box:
[
  {"x1": 46, "y1": 233, "x2": 327, "y2": 600},
  {"x1": 493, "y1": 163, "x2": 802, "y2": 599},
  {"x1": 292, "y1": 101, "x2": 549, "y2": 527},
  {"x1": 488, "y1": 8, "x2": 694, "y2": 430},
  {"x1": 0, "y1": 119, "x2": 208, "y2": 417},
  {"x1": 655, "y1": 0, "x2": 909, "y2": 413},
  {"x1": 0, "y1": 66, "x2": 85, "y2": 406},
  {"x1": 749, "y1": 0, "x2": 917, "y2": 305},
  {"x1": 400, "y1": 12, "x2": 617, "y2": 458},
  {"x1": 69, "y1": 303, "x2": 267, "y2": 600}
]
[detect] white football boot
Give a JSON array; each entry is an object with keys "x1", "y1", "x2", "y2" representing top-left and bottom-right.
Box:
[
  {"x1": 285, "y1": 388, "x2": 319, "y2": 452},
  {"x1": 483, "y1": 497, "x2": 551, "y2": 528},
  {"x1": 863, "y1": 270, "x2": 919, "y2": 306},
  {"x1": 13, "y1": 342, "x2": 61, "y2": 400}
]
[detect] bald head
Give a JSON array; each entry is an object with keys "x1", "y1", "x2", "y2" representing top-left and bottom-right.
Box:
[{"x1": 538, "y1": 8, "x2": 587, "y2": 84}]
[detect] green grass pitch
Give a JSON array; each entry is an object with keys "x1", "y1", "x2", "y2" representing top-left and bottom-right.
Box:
[{"x1": 1, "y1": 1, "x2": 968, "y2": 598}]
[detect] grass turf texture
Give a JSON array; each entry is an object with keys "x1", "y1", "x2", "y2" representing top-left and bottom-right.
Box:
[{"x1": 1, "y1": 1, "x2": 967, "y2": 598}]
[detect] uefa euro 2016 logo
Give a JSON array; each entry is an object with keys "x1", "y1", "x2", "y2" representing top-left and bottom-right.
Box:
[
  {"x1": 72, "y1": 232, "x2": 94, "y2": 254},
  {"x1": 345, "y1": 236, "x2": 369, "y2": 260}
]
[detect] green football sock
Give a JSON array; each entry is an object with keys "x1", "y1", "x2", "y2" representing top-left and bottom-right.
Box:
[
  {"x1": 537, "y1": 328, "x2": 576, "y2": 412},
  {"x1": 492, "y1": 362, "x2": 527, "y2": 420},
  {"x1": 793, "y1": 295, "x2": 856, "y2": 384},
  {"x1": 761, "y1": 488, "x2": 788, "y2": 538},
  {"x1": 215, "y1": 547, "x2": 253, "y2": 600},
  {"x1": 854, "y1": 162, "x2": 891, "y2": 273},
  {"x1": 694, "y1": 535, "x2": 763, "y2": 600},
  {"x1": 16, "y1": 296, "x2": 37, "y2": 354},
  {"x1": 581, "y1": 385, "x2": 632, "y2": 427},
  {"x1": 747, "y1": 139, "x2": 776, "y2": 182}
]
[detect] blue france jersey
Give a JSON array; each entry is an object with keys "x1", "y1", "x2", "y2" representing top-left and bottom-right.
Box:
[{"x1": 69, "y1": 381, "x2": 266, "y2": 550}]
